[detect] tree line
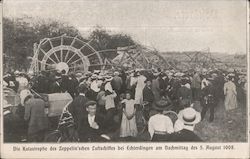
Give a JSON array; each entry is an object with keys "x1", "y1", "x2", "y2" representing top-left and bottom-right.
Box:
[{"x1": 3, "y1": 17, "x2": 136, "y2": 72}]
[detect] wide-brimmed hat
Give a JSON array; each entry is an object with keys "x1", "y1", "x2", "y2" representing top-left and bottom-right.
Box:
[
  {"x1": 114, "y1": 71, "x2": 119, "y2": 76},
  {"x1": 207, "y1": 77, "x2": 215, "y2": 81},
  {"x1": 174, "y1": 72, "x2": 184, "y2": 77},
  {"x1": 91, "y1": 74, "x2": 98, "y2": 79},
  {"x1": 14, "y1": 70, "x2": 20, "y2": 75},
  {"x1": 153, "y1": 71, "x2": 161, "y2": 77},
  {"x1": 227, "y1": 73, "x2": 235, "y2": 77},
  {"x1": 152, "y1": 99, "x2": 173, "y2": 111},
  {"x1": 178, "y1": 107, "x2": 201, "y2": 125},
  {"x1": 105, "y1": 76, "x2": 113, "y2": 81},
  {"x1": 55, "y1": 75, "x2": 61, "y2": 80},
  {"x1": 94, "y1": 70, "x2": 101, "y2": 75}
]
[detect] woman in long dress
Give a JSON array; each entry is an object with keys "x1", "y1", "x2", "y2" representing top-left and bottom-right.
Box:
[
  {"x1": 224, "y1": 76, "x2": 238, "y2": 110},
  {"x1": 120, "y1": 92, "x2": 138, "y2": 137},
  {"x1": 134, "y1": 72, "x2": 146, "y2": 105}
]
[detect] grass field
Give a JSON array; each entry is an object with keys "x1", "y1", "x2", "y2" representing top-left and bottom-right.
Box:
[
  {"x1": 194, "y1": 100, "x2": 247, "y2": 142},
  {"x1": 111, "y1": 99, "x2": 248, "y2": 142}
]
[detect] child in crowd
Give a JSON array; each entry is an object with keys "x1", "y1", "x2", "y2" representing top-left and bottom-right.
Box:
[{"x1": 120, "y1": 91, "x2": 138, "y2": 138}]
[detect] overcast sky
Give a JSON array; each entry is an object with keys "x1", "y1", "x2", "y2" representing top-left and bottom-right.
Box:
[{"x1": 3, "y1": 0, "x2": 248, "y2": 54}]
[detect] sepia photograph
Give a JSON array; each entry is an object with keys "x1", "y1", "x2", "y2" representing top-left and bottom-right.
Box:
[{"x1": 1, "y1": 0, "x2": 249, "y2": 157}]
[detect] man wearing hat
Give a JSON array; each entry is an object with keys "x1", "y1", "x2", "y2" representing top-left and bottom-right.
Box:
[
  {"x1": 75, "y1": 72, "x2": 83, "y2": 82},
  {"x1": 36, "y1": 70, "x2": 50, "y2": 93},
  {"x1": 177, "y1": 79, "x2": 192, "y2": 111},
  {"x1": 50, "y1": 72, "x2": 63, "y2": 93},
  {"x1": 200, "y1": 77, "x2": 217, "y2": 122},
  {"x1": 89, "y1": 74, "x2": 100, "y2": 100},
  {"x1": 111, "y1": 71, "x2": 123, "y2": 104},
  {"x1": 151, "y1": 74, "x2": 161, "y2": 101},
  {"x1": 173, "y1": 107, "x2": 202, "y2": 141},
  {"x1": 148, "y1": 99, "x2": 174, "y2": 141},
  {"x1": 143, "y1": 78, "x2": 154, "y2": 120}
]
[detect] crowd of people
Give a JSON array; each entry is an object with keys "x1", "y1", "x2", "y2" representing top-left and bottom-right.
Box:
[{"x1": 3, "y1": 67, "x2": 247, "y2": 142}]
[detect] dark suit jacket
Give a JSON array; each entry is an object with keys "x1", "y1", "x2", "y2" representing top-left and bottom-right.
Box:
[
  {"x1": 177, "y1": 86, "x2": 192, "y2": 100},
  {"x1": 143, "y1": 86, "x2": 154, "y2": 103},
  {"x1": 172, "y1": 129, "x2": 202, "y2": 142},
  {"x1": 68, "y1": 95, "x2": 89, "y2": 129},
  {"x1": 77, "y1": 114, "x2": 105, "y2": 142}
]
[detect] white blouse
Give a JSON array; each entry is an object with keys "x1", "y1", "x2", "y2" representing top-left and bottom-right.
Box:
[{"x1": 148, "y1": 114, "x2": 174, "y2": 138}]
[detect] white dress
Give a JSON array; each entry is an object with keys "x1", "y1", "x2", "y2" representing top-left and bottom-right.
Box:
[
  {"x1": 120, "y1": 99, "x2": 138, "y2": 137},
  {"x1": 224, "y1": 81, "x2": 238, "y2": 110},
  {"x1": 134, "y1": 75, "x2": 146, "y2": 104}
]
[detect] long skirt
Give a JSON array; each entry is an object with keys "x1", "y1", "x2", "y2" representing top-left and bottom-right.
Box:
[
  {"x1": 120, "y1": 115, "x2": 138, "y2": 137},
  {"x1": 224, "y1": 91, "x2": 238, "y2": 111}
]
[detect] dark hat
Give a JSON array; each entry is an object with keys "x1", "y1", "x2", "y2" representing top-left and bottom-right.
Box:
[
  {"x1": 144, "y1": 78, "x2": 152, "y2": 83},
  {"x1": 85, "y1": 101, "x2": 97, "y2": 107},
  {"x1": 153, "y1": 99, "x2": 173, "y2": 111}
]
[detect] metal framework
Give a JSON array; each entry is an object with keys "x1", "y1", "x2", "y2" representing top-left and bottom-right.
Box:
[
  {"x1": 111, "y1": 45, "x2": 174, "y2": 70},
  {"x1": 181, "y1": 48, "x2": 224, "y2": 70},
  {"x1": 29, "y1": 35, "x2": 103, "y2": 73}
]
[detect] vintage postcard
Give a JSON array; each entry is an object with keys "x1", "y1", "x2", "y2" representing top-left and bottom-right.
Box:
[{"x1": 0, "y1": 0, "x2": 249, "y2": 158}]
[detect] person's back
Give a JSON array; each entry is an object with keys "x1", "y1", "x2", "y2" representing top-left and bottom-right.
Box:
[
  {"x1": 111, "y1": 76, "x2": 123, "y2": 91},
  {"x1": 173, "y1": 129, "x2": 201, "y2": 142},
  {"x1": 143, "y1": 85, "x2": 154, "y2": 103},
  {"x1": 68, "y1": 94, "x2": 89, "y2": 129},
  {"x1": 173, "y1": 107, "x2": 202, "y2": 142},
  {"x1": 178, "y1": 86, "x2": 192, "y2": 100},
  {"x1": 24, "y1": 97, "x2": 48, "y2": 141},
  {"x1": 37, "y1": 74, "x2": 49, "y2": 93}
]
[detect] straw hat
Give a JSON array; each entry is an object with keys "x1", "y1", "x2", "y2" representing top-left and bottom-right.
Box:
[
  {"x1": 94, "y1": 70, "x2": 101, "y2": 74},
  {"x1": 178, "y1": 107, "x2": 201, "y2": 125},
  {"x1": 91, "y1": 74, "x2": 98, "y2": 79},
  {"x1": 14, "y1": 70, "x2": 20, "y2": 75},
  {"x1": 114, "y1": 71, "x2": 119, "y2": 76}
]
